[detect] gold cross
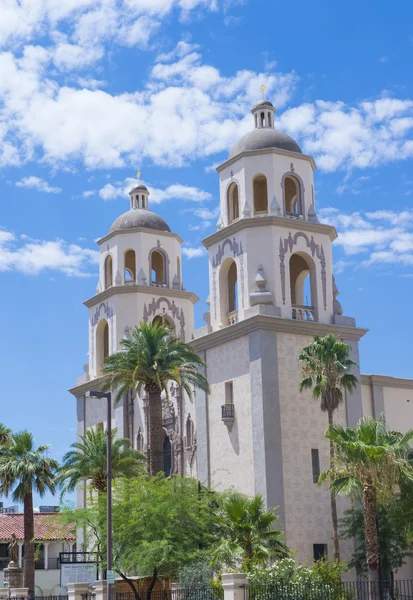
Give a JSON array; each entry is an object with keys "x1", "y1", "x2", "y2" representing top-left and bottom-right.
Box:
[
  {"x1": 259, "y1": 83, "x2": 265, "y2": 99},
  {"x1": 136, "y1": 169, "x2": 141, "y2": 183}
]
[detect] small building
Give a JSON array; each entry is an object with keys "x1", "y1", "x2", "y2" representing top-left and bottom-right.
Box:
[{"x1": 0, "y1": 512, "x2": 76, "y2": 596}]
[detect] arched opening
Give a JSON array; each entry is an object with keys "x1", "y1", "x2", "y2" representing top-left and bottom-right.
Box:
[
  {"x1": 253, "y1": 175, "x2": 268, "y2": 214},
  {"x1": 96, "y1": 319, "x2": 109, "y2": 373},
  {"x1": 152, "y1": 314, "x2": 176, "y2": 333},
  {"x1": 163, "y1": 432, "x2": 172, "y2": 477},
  {"x1": 219, "y1": 258, "x2": 238, "y2": 326},
  {"x1": 104, "y1": 255, "x2": 113, "y2": 289},
  {"x1": 289, "y1": 253, "x2": 317, "y2": 321},
  {"x1": 176, "y1": 256, "x2": 181, "y2": 286},
  {"x1": 124, "y1": 249, "x2": 136, "y2": 283},
  {"x1": 284, "y1": 176, "x2": 302, "y2": 215},
  {"x1": 227, "y1": 183, "x2": 239, "y2": 223},
  {"x1": 186, "y1": 415, "x2": 194, "y2": 448},
  {"x1": 267, "y1": 112, "x2": 272, "y2": 128},
  {"x1": 260, "y1": 112, "x2": 265, "y2": 127},
  {"x1": 151, "y1": 250, "x2": 166, "y2": 286}
]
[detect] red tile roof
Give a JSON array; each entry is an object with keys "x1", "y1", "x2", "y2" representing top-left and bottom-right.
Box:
[{"x1": 0, "y1": 513, "x2": 76, "y2": 542}]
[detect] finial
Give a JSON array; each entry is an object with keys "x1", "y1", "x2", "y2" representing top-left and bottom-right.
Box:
[
  {"x1": 259, "y1": 83, "x2": 265, "y2": 99},
  {"x1": 136, "y1": 169, "x2": 141, "y2": 184}
]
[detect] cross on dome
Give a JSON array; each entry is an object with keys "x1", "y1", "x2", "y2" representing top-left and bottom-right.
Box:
[{"x1": 129, "y1": 170, "x2": 149, "y2": 210}]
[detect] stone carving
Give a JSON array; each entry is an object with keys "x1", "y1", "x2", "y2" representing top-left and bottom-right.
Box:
[
  {"x1": 172, "y1": 274, "x2": 180, "y2": 290},
  {"x1": 8, "y1": 534, "x2": 18, "y2": 563},
  {"x1": 114, "y1": 270, "x2": 122, "y2": 286},
  {"x1": 212, "y1": 237, "x2": 244, "y2": 268},
  {"x1": 270, "y1": 195, "x2": 282, "y2": 216},
  {"x1": 137, "y1": 268, "x2": 147, "y2": 285},
  {"x1": 91, "y1": 301, "x2": 114, "y2": 326},
  {"x1": 279, "y1": 231, "x2": 327, "y2": 310},
  {"x1": 216, "y1": 214, "x2": 224, "y2": 230},
  {"x1": 290, "y1": 162, "x2": 295, "y2": 172},
  {"x1": 250, "y1": 264, "x2": 273, "y2": 306},
  {"x1": 242, "y1": 199, "x2": 251, "y2": 217},
  {"x1": 308, "y1": 204, "x2": 319, "y2": 223},
  {"x1": 332, "y1": 275, "x2": 343, "y2": 316},
  {"x1": 143, "y1": 297, "x2": 185, "y2": 340},
  {"x1": 96, "y1": 280, "x2": 102, "y2": 294}
]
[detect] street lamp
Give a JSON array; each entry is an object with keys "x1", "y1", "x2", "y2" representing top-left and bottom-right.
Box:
[{"x1": 86, "y1": 390, "x2": 112, "y2": 598}]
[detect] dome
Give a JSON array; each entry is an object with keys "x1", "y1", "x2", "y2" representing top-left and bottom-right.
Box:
[
  {"x1": 251, "y1": 99, "x2": 274, "y2": 110},
  {"x1": 109, "y1": 208, "x2": 171, "y2": 233},
  {"x1": 229, "y1": 127, "x2": 302, "y2": 159},
  {"x1": 130, "y1": 184, "x2": 148, "y2": 193}
]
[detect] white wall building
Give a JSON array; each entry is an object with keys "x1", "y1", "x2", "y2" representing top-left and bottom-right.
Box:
[{"x1": 69, "y1": 98, "x2": 413, "y2": 576}]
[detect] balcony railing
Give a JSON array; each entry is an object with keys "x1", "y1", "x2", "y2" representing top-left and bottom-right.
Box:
[
  {"x1": 221, "y1": 404, "x2": 235, "y2": 430},
  {"x1": 292, "y1": 305, "x2": 316, "y2": 322},
  {"x1": 151, "y1": 281, "x2": 167, "y2": 288},
  {"x1": 227, "y1": 310, "x2": 239, "y2": 325},
  {"x1": 0, "y1": 557, "x2": 60, "y2": 571}
]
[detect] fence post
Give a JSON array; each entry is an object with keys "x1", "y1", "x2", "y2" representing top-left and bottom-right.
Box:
[
  {"x1": 222, "y1": 574, "x2": 248, "y2": 600},
  {"x1": 67, "y1": 582, "x2": 93, "y2": 600},
  {"x1": 95, "y1": 580, "x2": 108, "y2": 600},
  {"x1": 10, "y1": 588, "x2": 29, "y2": 599}
]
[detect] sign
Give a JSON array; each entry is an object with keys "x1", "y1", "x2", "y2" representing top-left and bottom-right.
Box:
[
  {"x1": 106, "y1": 570, "x2": 115, "y2": 584},
  {"x1": 60, "y1": 563, "x2": 97, "y2": 587}
]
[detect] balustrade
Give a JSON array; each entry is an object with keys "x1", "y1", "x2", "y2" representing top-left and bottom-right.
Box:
[{"x1": 292, "y1": 305, "x2": 315, "y2": 322}]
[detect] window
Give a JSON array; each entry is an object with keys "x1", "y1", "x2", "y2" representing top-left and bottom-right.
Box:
[
  {"x1": 152, "y1": 314, "x2": 175, "y2": 332},
  {"x1": 219, "y1": 258, "x2": 239, "y2": 325},
  {"x1": 96, "y1": 319, "x2": 109, "y2": 373},
  {"x1": 313, "y1": 544, "x2": 328, "y2": 561},
  {"x1": 260, "y1": 112, "x2": 265, "y2": 127},
  {"x1": 124, "y1": 250, "x2": 136, "y2": 283},
  {"x1": 104, "y1": 255, "x2": 113, "y2": 289},
  {"x1": 289, "y1": 252, "x2": 317, "y2": 321},
  {"x1": 186, "y1": 415, "x2": 194, "y2": 448},
  {"x1": 225, "y1": 381, "x2": 234, "y2": 405},
  {"x1": 311, "y1": 449, "x2": 320, "y2": 483},
  {"x1": 136, "y1": 428, "x2": 144, "y2": 452},
  {"x1": 151, "y1": 250, "x2": 166, "y2": 285},
  {"x1": 253, "y1": 175, "x2": 268, "y2": 214},
  {"x1": 284, "y1": 176, "x2": 301, "y2": 215},
  {"x1": 227, "y1": 183, "x2": 239, "y2": 223},
  {"x1": 228, "y1": 261, "x2": 238, "y2": 313}
]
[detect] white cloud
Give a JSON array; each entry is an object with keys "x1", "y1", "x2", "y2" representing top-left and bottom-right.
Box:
[
  {"x1": 16, "y1": 176, "x2": 62, "y2": 194},
  {"x1": 186, "y1": 205, "x2": 220, "y2": 230},
  {"x1": 0, "y1": 227, "x2": 98, "y2": 276},
  {"x1": 82, "y1": 190, "x2": 96, "y2": 198},
  {"x1": 98, "y1": 178, "x2": 212, "y2": 203},
  {"x1": 182, "y1": 244, "x2": 207, "y2": 259}
]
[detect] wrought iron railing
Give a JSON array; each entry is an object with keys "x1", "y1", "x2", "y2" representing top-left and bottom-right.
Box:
[{"x1": 221, "y1": 404, "x2": 235, "y2": 419}]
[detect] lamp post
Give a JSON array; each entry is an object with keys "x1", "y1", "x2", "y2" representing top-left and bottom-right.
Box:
[{"x1": 87, "y1": 390, "x2": 112, "y2": 598}]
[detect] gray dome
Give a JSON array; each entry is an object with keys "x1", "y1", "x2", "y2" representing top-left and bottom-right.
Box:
[
  {"x1": 252, "y1": 99, "x2": 274, "y2": 110},
  {"x1": 229, "y1": 128, "x2": 302, "y2": 159},
  {"x1": 130, "y1": 184, "x2": 148, "y2": 193},
  {"x1": 110, "y1": 208, "x2": 171, "y2": 233}
]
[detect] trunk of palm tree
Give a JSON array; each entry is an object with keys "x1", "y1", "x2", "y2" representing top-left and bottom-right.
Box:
[
  {"x1": 362, "y1": 479, "x2": 380, "y2": 586},
  {"x1": 147, "y1": 389, "x2": 164, "y2": 476},
  {"x1": 23, "y1": 489, "x2": 35, "y2": 597},
  {"x1": 328, "y1": 410, "x2": 340, "y2": 561}
]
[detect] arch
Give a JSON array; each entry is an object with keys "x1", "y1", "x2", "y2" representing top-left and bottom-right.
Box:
[
  {"x1": 96, "y1": 318, "x2": 109, "y2": 373},
  {"x1": 283, "y1": 173, "x2": 303, "y2": 216},
  {"x1": 260, "y1": 112, "x2": 265, "y2": 127},
  {"x1": 219, "y1": 258, "x2": 238, "y2": 326},
  {"x1": 163, "y1": 431, "x2": 172, "y2": 477},
  {"x1": 152, "y1": 314, "x2": 176, "y2": 332},
  {"x1": 104, "y1": 255, "x2": 113, "y2": 289},
  {"x1": 151, "y1": 250, "x2": 166, "y2": 286},
  {"x1": 289, "y1": 252, "x2": 317, "y2": 321},
  {"x1": 267, "y1": 112, "x2": 272, "y2": 128},
  {"x1": 227, "y1": 182, "x2": 239, "y2": 224},
  {"x1": 124, "y1": 249, "x2": 136, "y2": 283},
  {"x1": 253, "y1": 174, "x2": 268, "y2": 215}
]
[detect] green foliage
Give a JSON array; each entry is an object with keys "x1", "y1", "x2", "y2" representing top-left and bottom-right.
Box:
[
  {"x1": 57, "y1": 427, "x2": 146, "y2": 495},
  {"x1": 177, "y1": 561, "x2": 215, "y2": 588},
  {"x1": 102, "y1": 321, "x2": 210, "y2": 404},
  {"x1": 211, "y1": 493, "x2": 288, "y2": 572},
  {"x1": 341, "y1": 503, "x2": 413, "y2": 578},
  {"x1": 246, "y1": 557, "x2": 346, "y2": 588}
]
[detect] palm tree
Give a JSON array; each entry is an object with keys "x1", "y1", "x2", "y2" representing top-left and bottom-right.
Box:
[
  {"x1": 211, "y1": 493, "x2": 288, "y2": 571},
  {"x1": 58, "y1": 427, "x2": 146, "y2": 495},
  {"x1": 0, "y1": 423, "x2": 12, "y2": 447},
  {"x1": 0, "y1": 431, "x2": 59, "y2": 596},
  {"x1": 102, "y1": 321, "x2": 209, "y2": 476},
  {"x1": 320, "y1": 415, "x2": 413, "y2": 585},
  {"x1": 298, "y1": 334, "x2": 358, "y2": 561}
]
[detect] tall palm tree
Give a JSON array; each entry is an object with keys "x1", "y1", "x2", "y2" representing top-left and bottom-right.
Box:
[
  {"x1": 211, "y1": 493, "x2": 288, "y2": 571},
  {"x1": 0, "y1": 423, "x2": 12, "y2": 447},
  {"x1": 0, "y1": 431, "x2": 59, "y2": 596},
  {"x1": 298, "y1": 334, "x2": 358, "y2": 561},
  {"x1": 320, "y1": 415, "x2": 413, "y2": 585},
  {"x1": 58, "y1": 427, "x2": 146, "y2": 495},
  {"x1": 102, "y1": 321, "x2": 209, "y2": 476}
]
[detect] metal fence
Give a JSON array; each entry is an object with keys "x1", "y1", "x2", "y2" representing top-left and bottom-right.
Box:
[
  {"x1": 248, "y1": 580, "x2": 413, "y2": 600},
  {"x1": 112, "y1": 588, "x2": 223, "y2": 600}
]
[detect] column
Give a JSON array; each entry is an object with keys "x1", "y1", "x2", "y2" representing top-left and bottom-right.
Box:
[
  {"x1": 18, "y1": 542, "x2": 23, "y2": 568},
  {"x1": 222, "y1": 573, "x2": 248, "y2": 600},
  {"x1": 67, "y1": 582, "x2": 92, "y2": 600},
  {"x1": 94, "y1": 580, "x2": 108, "y2": 600},
  {"x1": 44, "y1": 542, "x2": 50, "y2": 570}
]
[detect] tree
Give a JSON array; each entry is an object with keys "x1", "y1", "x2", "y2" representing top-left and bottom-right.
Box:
[
  {"x1": 0, "y1": 431, "x2": 58, "y2": 595},
  {"x1": 57, "y1": 427, "x2": 146, "y2": 495},
  {"x1": 298, "y1": 334, "x2": 358, "y2": 561},
  {"x1": 102, "y1": 321, "x2": 210, "y2": 476},
  {"x1": 0, "y1": 423, "x2": 12, "y2": 447},
  {"x1": 341, "y1": 502, "x2": 413, "y2": 581},
  {"x1": 211, "y1": 493, "x2": 288, "y2": 572},
  {"x1": 320, "y1": 415, "x2": 413, "y2": 585}
]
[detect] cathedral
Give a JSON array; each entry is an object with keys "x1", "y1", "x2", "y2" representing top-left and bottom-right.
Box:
[{"x1": 69, "y1": 98, "x2": 413, "y2": 574}]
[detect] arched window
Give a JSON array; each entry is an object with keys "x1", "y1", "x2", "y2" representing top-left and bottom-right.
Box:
[
  {"x1": 151, "y1": 250, "x2": 166, "y2": 285},
  {"x1": 219, "y1": 258, "x2": 238, "y2": 326},
  {"x1": 260, "y1": 112, "x2": 265, "y2": 127},
  {"x1": 267, "y1": 112, "x2": 272, "y2": 128},
  {"x1": 289, "y1": 253, "x2": 317, "y2": 321},
  {"x1": 152, "y1": 314, "x2": 176, "y2": 333},
  {"x1": 186, "y1": 415, "x2": 194, "y2": 448},
  {"x1": 136, "y1": 428, "x2": 144, "y2": 453},
  {"x1": 227, "y1": 183, "x2": 239, "y2": 223},
  {"x1": 124, "y1": 250, "x2": 136, "y2": 283},
  {"x1": 284, "y1": 176, "x2": 302, "y2": 215},
  {"x1": 96, "y1": 319, "x2": 109, "y2": 373},
  {"x1": 163, "y1": 433, "x2": 172, "y2": 477},
  {"x1": 104, "y1": 255, "x2": 113, "y2": 289},
  {"x1": 253, "y1": 175, "x2": 268, "y2": 214}
]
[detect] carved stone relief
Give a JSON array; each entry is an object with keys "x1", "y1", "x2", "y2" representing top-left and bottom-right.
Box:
[
  {"x1": 143, "y1": 296, "x2": 185, "y2": 340},
  {"x1": 212, "y1": 237, "x2": 244, "y2": 268},
  {"x1": 91, "y1": 301, "x2": 114, "y2": 326}
]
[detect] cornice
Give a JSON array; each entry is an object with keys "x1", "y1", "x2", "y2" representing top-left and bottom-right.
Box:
[
  {"x1": 68, "y1": 374, "x2": 108, "y2": 398},
  {"x1": 97, "y1": 227, "x2": 183, "y2": 246},
  {"x1": 190, "y1": 315, "x2": 368, "y2": 352},
  {"x1": 84, "y1": 284, "x2": 199, "y2": 308},
  {"x1": 216, "y1": 147, "x2": 317, "y2": 173},
  {"x1": 202, "y1": 216, "x2": 337, "y2": 249},
  {"x1": 360, "y1": 374, "x2": 413, "y2": 390}
]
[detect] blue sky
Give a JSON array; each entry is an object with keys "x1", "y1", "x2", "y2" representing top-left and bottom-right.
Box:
[{"x1": 1, "y1": 0, "x2": 413, "y2": 504}]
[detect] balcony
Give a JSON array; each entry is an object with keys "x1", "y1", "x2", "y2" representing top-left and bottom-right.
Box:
[
  {"x1": 150, "y1": 281, "x2": 167, "y2": 288},
  {"x1": 227, "y1": 310, "x2": 239, "y2": 325},
  {"x1": 292, "y1": 305, "x2": 316, "y2": 322},
  {"x1": 0, "y1": 557, "x2": 60, "y2": 571},
  {"x1": 221, "y1": 403, "x2": 235, "y2": 430}
]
